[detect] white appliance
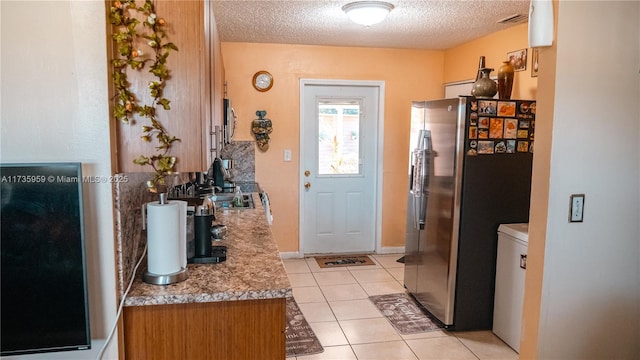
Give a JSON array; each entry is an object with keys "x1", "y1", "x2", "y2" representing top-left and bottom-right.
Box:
[{"x1": 493, "y1": 223, "x2": 529, "y2": 352}]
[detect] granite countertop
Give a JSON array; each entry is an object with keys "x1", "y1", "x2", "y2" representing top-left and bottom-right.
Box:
[{"x1": 124, "y1": 193, "x2": 292, "y2": 306}]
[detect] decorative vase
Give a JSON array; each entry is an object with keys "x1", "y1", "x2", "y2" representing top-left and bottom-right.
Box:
[
  {"x1": 471, "y1": 68, "x2": 497, "y2": 98},
  {"x1": 497, "y1": 60, "x2": 515, "y2": 99},
  {"x1": 475, "y1": 56, "x2": 486, "y2": 81}
]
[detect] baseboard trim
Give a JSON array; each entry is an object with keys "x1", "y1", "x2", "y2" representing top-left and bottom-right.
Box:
[
  {"x1": 376, "y1": 246, "x2": 405, "y2": 255},
  {"x1": 280, "y1": 247, "x2": 405, "y2": 258},
  {"x1": 279, "y1": 251, "x2": 302, "y2": 259}
]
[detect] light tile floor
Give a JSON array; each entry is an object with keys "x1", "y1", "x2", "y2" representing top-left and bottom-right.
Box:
[{"x1": 284, "y1": 254, "x2": 518, "y2": 360}]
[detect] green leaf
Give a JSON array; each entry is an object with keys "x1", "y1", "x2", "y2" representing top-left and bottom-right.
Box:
[
  {"x1": 157, "y1": 98, "x2": 171, "y2": 110},
  {"x1": 151, "y1": 66, "x2": 168, "y2": 78},
  {"x1": 157, "y1": 156, "x2": 176, "y2": 171},
  {"x1": 114, "y1": 104, "x2": 127, "y2": 120},
  {"x1": 118, "y1": 43, "x2": 131, "y2": 57},
  {"x1": 133, "y1": 155, "x2": 150, "y2": 166},
  {"x1": 163, "y1": 42, "x2": 178, "y2": 51}
]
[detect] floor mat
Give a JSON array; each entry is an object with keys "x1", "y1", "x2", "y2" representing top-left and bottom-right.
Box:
[
  {"x1": 314, "y1": 254, "x2": 375, "y2": 268},
  {"x1": 286, "y1": 297, "x2": 323, "y2": 357},
  {"x1": 369, "y1": 293, "x2": 445, "y2": 335}
]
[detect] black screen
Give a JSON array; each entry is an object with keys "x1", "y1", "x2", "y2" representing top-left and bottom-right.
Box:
[{"x1": 1, "y1": 163, "x2": 91, "y2": 355}]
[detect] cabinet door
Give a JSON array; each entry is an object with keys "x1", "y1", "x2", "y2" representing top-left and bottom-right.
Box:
[
  {"x1": 113, "y1": 1, "x2": 209, "y2": 173},
  {"x1": 123, "y1": 299, "x2": 286, "y2": 360}
]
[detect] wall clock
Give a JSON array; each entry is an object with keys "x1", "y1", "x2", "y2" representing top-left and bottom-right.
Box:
[{"x1": 252, "y1": 70, "x2": 273, "y2": 92}]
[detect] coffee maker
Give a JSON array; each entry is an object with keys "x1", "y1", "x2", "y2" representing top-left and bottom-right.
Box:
[{"x1": 188, "y1": 196, "x2": 226, "y2": 264}]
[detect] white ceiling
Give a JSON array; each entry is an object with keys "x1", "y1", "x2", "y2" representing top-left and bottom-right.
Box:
[{"x1": 212, "y1": 0, "x2": 531, "y2": 50}]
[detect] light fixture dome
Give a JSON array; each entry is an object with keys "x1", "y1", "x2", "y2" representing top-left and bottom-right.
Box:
[{"x1": 342, "y1": 1, "x2": 394, "y2": 27}]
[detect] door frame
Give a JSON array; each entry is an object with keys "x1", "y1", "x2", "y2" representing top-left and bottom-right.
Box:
[{"x1": 298, "y1": 78, "x2": 385, "y2": 256}]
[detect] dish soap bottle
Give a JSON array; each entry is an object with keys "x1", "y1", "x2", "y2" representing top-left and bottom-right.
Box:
[{"x1": 232, "y1": 187, "x2": 244, "y2": 207}]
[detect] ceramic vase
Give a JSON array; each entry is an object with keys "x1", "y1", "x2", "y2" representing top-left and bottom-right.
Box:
[
  {"x1": 497, "y1": 61, "x2": 515, "y2": 99},
  {"x1": 471, "y1": 68, "x2": 497, "y2": 98}
]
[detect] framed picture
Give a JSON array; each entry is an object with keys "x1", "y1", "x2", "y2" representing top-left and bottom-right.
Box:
[
  {"x1": 531, "y1": 48, "x2": 539, "y2": 77},
  {"x1": 507, "y1": 48, "x2": 528, "y2": 71}
]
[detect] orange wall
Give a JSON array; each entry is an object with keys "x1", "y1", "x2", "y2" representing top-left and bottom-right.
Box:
[
  {"x1": 221, "y1": 24, "x2": 535, "y2": 254},
  {"x1": 221, "y1": 42, "x2": 444, "y2": 252},
  {"x1": 444, "y1": 23, "x2": 537, "y2": 100}
]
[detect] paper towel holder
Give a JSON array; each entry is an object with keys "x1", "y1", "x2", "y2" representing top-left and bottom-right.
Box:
[{"x1": 142, "y1": 195, "x2": 189, "y2": 286}]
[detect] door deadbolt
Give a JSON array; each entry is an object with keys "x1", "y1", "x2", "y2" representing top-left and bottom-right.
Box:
[
  {"x1": 304, "y1": 182, "x2": 311, "y2": 189},
  {"x1": 304, "y1": 170, "x2": 310, "y2": 177}
]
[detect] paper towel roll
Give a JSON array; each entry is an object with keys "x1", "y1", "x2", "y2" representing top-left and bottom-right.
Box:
[
  {"x1": 146, "y1": 202, "x2": 182, "y2": 275},
  {"x1": 171, "y1": 200, "x2": 188, "y2": 268}
]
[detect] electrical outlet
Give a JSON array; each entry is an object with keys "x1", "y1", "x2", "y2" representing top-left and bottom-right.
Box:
[{"x1": 569, "y1": 194, "x2": 585, "y2": 222}]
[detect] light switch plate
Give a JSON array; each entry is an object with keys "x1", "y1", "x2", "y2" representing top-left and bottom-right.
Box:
[
  {"x1": 569, "y1": 194, "x2": 585, "y2": 222},
  {"x1": 284, "y1": 149, "x2": 292, "y2": 162}
]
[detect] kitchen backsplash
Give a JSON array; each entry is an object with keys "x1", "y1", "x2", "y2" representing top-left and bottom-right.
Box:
[
  {"x1": 113, "y1": 172, "x2": 158, "y2": 299},
  {"x1": 220, "y1": 141, "x2": 255, "y2": 182}
]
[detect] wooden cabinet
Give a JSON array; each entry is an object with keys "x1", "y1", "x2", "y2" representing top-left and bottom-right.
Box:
[
  {"x1": 122, "y1": 298, "x2": 286, "y2": 360},
  {"x1": 111, "y1": 0, "x2": 224, "y2": 173}
]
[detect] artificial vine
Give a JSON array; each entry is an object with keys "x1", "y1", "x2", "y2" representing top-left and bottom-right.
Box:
[{"x1": 109, "y1": 0, "x2": 179, "y2": 190}]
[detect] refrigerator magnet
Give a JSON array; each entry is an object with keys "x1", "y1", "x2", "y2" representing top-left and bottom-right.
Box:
[
  {"x1": 471, "y1": 101, "x2": 478, "y2": 111},
  {"x1": 529, "y1": 141, "x2": 534, "y2": 153},
  {"x1": 477, "y1": 141, "x2": 494, "y2": 154},
  {"x1": 468, "y1": 126, "x2": 478, "y2": 139},
  {"x1": 519, "y1": 120, "x2": 530, "y2": 129},
  {"x1": 469, "y1": 112, "x2": 478, "y2": 125},
  {"x1": 467, "y1": 141, "x2": 478, "y2": 156},
  {"x1": 478, "y1": 117, "x2": 489, "y2": 129},
  {"x1": 495, "y1": 141, "x2": 507, "y2": 153},
  {"x1": 478, "y1": 100, "x2": 497, "y2": 115},
  {"x1": 497, "y1": 101, "x2": 517, "y2": 117},
  {"x1": 489, "y1": 118, "x2": 504, "y2": 138},
  {"x1": 506, "y1": 140, "x2": 516, "y2": 153},
  {"x1": 517, "y1": 141, "x2": 529, "y2": 152},
  {"x1": 504, "y1": 119, "x2": 518, "y2": 139},
  {"x1": 517, "y1": 129, "x2": 529, "y2": 139},
  {"x1": 519, "y1": 101, "x2": 531, "y2": 114},
  {"x1": 478, "y1": 129, "x2": 489, "y2": 139}
]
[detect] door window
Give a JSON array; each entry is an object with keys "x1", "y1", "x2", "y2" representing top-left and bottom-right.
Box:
[{"x1": 317, "y1": 101, "x2": 361, "y2": 176}]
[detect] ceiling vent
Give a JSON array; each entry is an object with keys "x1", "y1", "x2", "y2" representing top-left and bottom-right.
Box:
[{"x1": 497, "y1": 14, "x2": 528, "y2": 24}]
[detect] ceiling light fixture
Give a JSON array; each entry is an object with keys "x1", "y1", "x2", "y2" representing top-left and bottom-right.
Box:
[{"x1": 342, "y1": 1, "x2": 394, "y2": 27}]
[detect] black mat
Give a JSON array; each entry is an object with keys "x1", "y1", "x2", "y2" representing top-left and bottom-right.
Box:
[
  {"x1": 314, "y1": 254, "x2": 375, "y2": 268},
  {"x1": 369, "y1": 293, "x2": 445, "y2": 335},
  {"x1": 286, "y1": 297, "x2": 323, "y2": 357}
]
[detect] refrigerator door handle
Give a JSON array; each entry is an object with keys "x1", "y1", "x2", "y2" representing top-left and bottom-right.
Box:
[
  {"x1": 410, "y1": 129, "x2": 432, "y2": 230},
  {"x1": 413, "y1": 194, "x2": 425, "y2": 230},
  {"x1": 416, "y1": 148, "x2": 429, "y2": 230}
]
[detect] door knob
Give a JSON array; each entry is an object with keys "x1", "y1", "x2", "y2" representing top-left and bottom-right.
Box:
[
  {"x1": 304, "y1": 182, "x2": 311, "y2": 189},
  {"x1": 304, "y1": 170, "x2": 310, "y2": 177}
]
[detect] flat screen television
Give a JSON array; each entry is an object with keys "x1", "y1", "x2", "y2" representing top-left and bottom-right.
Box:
[{"x1": 1, "y1": 163, "x2": 91, "y2": 356}]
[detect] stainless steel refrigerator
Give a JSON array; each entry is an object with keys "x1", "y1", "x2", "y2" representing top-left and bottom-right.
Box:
[{"x1": 404, "y1": 96, "x2": 535, "y2": 331}]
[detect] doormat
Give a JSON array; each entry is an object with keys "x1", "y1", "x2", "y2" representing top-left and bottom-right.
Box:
[
  {"x1": 314, "y1": 254, "x2": 375, "y2": 268},
  {"x1": 369, "y1": 293, "x2": 445, "y2": 335},
  {"x1": 286, "y1": 297, "x2": 323, "y2": 357}
]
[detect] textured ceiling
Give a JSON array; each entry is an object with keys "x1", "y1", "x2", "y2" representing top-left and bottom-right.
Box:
[{"x1": 212, "y1": 0, "x2": 531, "y2": 50}]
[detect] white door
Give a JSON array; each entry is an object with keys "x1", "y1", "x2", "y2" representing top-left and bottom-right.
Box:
[{"x1": 300, "y1": 81, "x2": 381, "y2": 254}]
